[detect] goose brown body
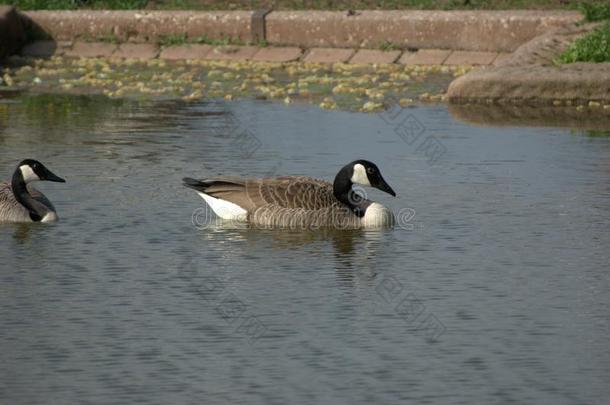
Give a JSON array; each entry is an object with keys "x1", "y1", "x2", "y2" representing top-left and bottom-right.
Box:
[
  {"x1": 183, "y1": 169, "x2": 395, "y2": 230},
  {"x1": 185, "y1": 176, "x2": 368, "y2": 229},
  {"x1": 0, "y1": 182, "x2": 57, "y2": 223}
]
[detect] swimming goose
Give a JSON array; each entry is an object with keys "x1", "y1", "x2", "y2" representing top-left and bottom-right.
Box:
[
  {"x1": 183, "y1": 160, "x2": 396, "y2": 229},
  {"x1": 0, "y1": 159, "x2": 66, "y2": 223}
]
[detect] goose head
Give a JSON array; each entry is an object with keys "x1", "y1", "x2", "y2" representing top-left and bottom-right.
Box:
[
  {"x1": 348, "y1": 159, "x2": 396, "y2": 197},
  {"x1": 15, "y1": 159, "x2": 66, "y2": 184}
]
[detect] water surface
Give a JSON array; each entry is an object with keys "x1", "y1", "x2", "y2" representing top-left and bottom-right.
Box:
[{"x1": 1, "y1": 96, "x2": 609, "y2": 404}]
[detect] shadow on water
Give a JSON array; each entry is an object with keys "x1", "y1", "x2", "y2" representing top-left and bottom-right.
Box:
[{"x1": 449, "y1": 103, "x2": 610, "y2": 131}]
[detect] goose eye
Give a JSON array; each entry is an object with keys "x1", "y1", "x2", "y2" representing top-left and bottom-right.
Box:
[{"x1": 366, "y1": 168, "x2": 374, "y2": 174}]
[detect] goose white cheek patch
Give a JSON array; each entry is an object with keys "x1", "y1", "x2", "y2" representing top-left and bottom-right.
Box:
[
  {"x1": 19, "y1": 165, "x2": 40, "y2": 183},
  {"x1": 350, "y1": 163, "x2": 371, "y2": 186}
]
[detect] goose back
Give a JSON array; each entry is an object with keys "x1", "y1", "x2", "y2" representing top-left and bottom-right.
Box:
[{"x1": 193, "y1": 176, "x2": 338, "y2": 211}]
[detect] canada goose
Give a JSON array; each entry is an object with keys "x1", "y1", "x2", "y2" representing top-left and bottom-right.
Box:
[
  {"x1": 0, "y1": 159, "x2": 66, "y2": 223},
  {"x1": 183, "y1": 160, "x2": 396, "y2": 229}
]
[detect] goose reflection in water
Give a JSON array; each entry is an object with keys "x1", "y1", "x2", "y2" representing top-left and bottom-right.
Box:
[{"x1": 193, "y1": 221, "x2": 386, "y2": 287}]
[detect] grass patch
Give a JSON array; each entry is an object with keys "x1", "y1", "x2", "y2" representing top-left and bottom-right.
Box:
[
  {"x1": 192, "y1": 35, "x2": 246, "y2": 46},
  {"x1": 93, "y1": 33, "x2": 121, "y2": 43},
  {"x1": 156, "y1": 33, "x2": 236, "y2": 47},
  {"x1": 579, "y1": 2, "x2": 610, "y2": 21},
  {"x1": 156, "y1": 33, "x2": 268, "y2": 47},
  {"x1": 379, "y1": 41, "x2": 401, "y2": 51},
  {"x1": 156, "y1": 33, "x2": 188, "y2": 47},
  {"x1": 557, "y1": 22, "x2": 610, "y2": 63}
]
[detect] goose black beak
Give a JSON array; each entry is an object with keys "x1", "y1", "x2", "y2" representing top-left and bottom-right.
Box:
[
  {"x1": 374, "y1": 176, "x2": 396, "y2": 197},
  {"x1": 43, "y1": 169, "x2": 66, "y2": 183}
]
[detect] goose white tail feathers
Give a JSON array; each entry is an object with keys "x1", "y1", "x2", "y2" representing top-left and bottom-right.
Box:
[{"x1": 183, "y1": 178, "x2": 247, "y2": 220}]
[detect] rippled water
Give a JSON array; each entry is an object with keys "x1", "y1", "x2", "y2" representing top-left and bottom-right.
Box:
[{"x1": 1, "y1": 95, "x2": 609, "y2": 405}]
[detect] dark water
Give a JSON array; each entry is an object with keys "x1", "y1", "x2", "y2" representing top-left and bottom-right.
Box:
[{"x1": 1, "y1": 96, "x2": 609, "y2": 405}]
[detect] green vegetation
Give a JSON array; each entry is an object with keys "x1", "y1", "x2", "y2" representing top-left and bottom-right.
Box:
[
  {"x1": 583, "y1": 129, "x2": 610, "y2": 137},
  {"x1": 579, "y1": 2, "x2": 610, "y2": 21},
  {"x1": 92, "y1": 33, "x2": 121, "y2": 43},
  {"x1": 192, "y1": 35, "x2": 246, "y2": 47},
  {"x1": 379, "y1": 41, "x2": 401, "y2": 52},
  {"x1": 156, "y1": 33, "x2": 268, "y2": 48},
  {"x1": 156, "y1": 33, "x2": 188, "y2": 47},
  {"x1": 557, "y1": 1, "x2": 610, "y2": 64},
  {"x1": 557, "y1": 22, "x2": 610, "y2": 63},
  {"x1": 1, "y1": 0, "x2": 146, "y2": 10},
  {"x1": 3, "y1": 0, "x2": 610, "y2": 11},
  {"x1": 0, "y1": 93, "x2": 128, "y2": 133}
]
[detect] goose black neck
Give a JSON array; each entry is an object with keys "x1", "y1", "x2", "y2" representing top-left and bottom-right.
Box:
[
  {"x1": 11, "y1": 170, "x2": 42, "y2": 222},
  {"x1": 333, "y1": 166, "x2": 367, "y2": 218}
]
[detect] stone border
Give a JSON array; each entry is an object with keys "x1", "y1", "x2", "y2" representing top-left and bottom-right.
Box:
[
  {"x1": 265, "y1": 10, "x2": 580, "y2": 52},
  {"x1": 23, "y1": 10, "x2": 254, "y2": 43},
  {"x1": 2, "y1": 7, "x2": 584, "y2": 68},
  {"x1": 446, "y1": 23, "x2": 610, "y2": 103},
  {"x1": 19, "y1": 39, "x2": 512, "y2": 67},
  {"x1": 19, "y1": 9, "x2": 580, "y2": 52}
]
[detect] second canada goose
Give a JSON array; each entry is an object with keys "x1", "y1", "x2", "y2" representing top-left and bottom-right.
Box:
[
  {"x1": 183, "y1": 160, "x2": 397, "y2": 229},
  {"x1": 0, "y1": 159, "x2": 66, "y2": 223}
]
